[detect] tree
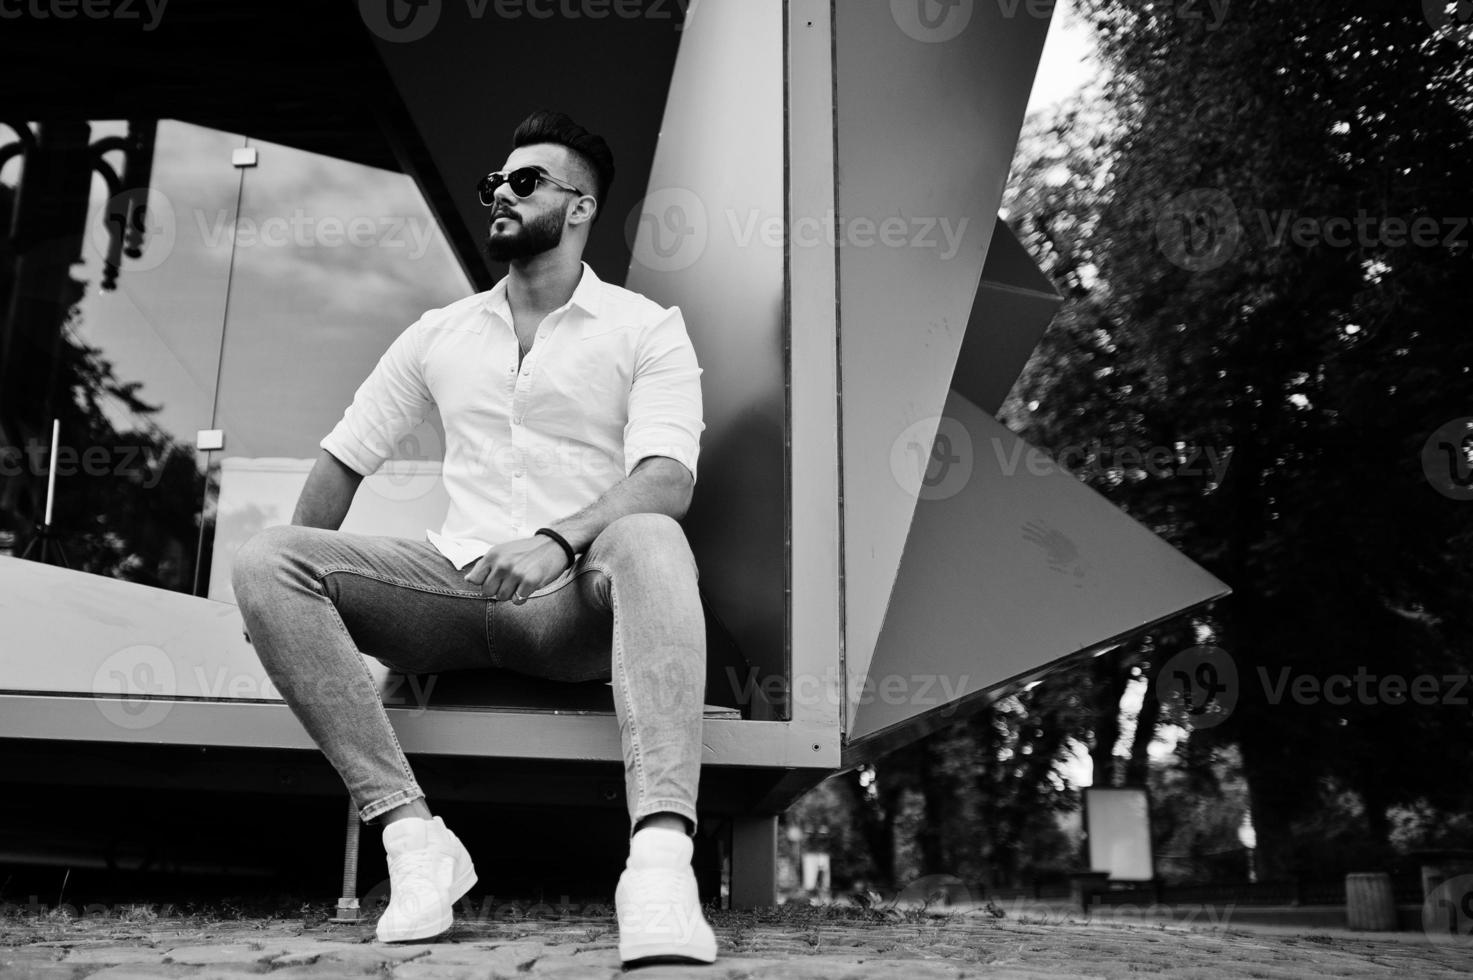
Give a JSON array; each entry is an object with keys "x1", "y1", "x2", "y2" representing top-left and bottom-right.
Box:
[{"x1": 1002, "y1": 0, "x2": 1473, "y2": 878}]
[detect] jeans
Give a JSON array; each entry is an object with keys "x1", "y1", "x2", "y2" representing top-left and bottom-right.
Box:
[{"x1": 230, "y1": 512, "x2": 706, "y2": 832}]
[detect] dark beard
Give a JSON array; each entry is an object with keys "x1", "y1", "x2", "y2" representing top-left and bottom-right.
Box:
[{"x1": 484, "y1": 205, "x2": 566, "y2": 263}]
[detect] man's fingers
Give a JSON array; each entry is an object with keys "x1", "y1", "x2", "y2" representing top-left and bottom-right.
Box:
[{"x1": 463, "y1": 549, "x2": 499, "y2": 586}]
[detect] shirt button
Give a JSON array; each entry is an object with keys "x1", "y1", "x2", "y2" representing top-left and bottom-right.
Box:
[{"x1": 514, "y1": 469, "x2": 524, "y2": 478}]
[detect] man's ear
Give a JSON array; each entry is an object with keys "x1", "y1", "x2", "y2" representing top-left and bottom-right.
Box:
[{"x1": 568, "y1": 195, "x2": 598, "y2": 227}]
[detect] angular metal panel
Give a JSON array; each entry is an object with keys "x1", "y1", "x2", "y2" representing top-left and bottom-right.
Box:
[
  {"x1": 624, "y1": 0, "x2": 789, "y2": 704},
  {"x1": 950, "y1": 221, "x2": 1062, "y2": 415},
  {"x1": 847, "y1": 393, "x2": 1230, "y2": 744},
  {"x1": 834, "y1": 0, "x2": 1055, "y2": 728},
  {"x1": 0, "y1": 555, "x2": 275, "y2": 700}
]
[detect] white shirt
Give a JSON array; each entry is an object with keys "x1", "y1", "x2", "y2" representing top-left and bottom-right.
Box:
[{"x1": 320, "y1": 262, "x2": 704, "y2": 570}]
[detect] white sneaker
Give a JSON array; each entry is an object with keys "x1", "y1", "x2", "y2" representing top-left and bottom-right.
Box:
[
  {"x1": 375, "y1": 815, "x2": 477, "y2": 943},
  {"x1": 615, "y1": 827, "x2": 718, "y2": 965}
]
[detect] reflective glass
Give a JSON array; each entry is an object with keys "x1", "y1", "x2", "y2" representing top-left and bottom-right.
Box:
[
  {"x1": 0, "y1": 119, "x2": 243, "y2": 593},
  {"x1": 204, "y1": 136, "x2": 472, "y2": 598}
]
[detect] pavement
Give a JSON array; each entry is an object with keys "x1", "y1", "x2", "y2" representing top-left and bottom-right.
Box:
[{"x1": 2, "y1": 901, "x2": 1471, "y2": 979}]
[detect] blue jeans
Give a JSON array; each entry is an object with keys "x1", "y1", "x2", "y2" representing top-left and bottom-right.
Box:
[{"x1": 230, "y1": 512, "x2": 705, "y2": 831}]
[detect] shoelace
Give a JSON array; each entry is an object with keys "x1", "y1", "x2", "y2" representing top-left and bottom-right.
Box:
[{"x1": 389, "y1": 847, "x2": 449, "y2": 886}]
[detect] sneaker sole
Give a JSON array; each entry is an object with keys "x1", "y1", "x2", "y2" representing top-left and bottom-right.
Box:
[{"x1": 619, "y1": 939, "x2": 718, "y2": 966}]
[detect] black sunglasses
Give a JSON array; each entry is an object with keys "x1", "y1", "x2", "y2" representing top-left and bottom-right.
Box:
[{"x1": 477, "y1": 167, "x2": 584, "y2": 205}]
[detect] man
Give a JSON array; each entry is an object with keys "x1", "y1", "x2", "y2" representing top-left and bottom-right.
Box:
[{"x1": 231, "y1": 110, "x2": 717, "y2": 966}]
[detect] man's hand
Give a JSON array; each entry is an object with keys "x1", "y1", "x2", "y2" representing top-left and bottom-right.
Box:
[{"x1": 463, "y1": 535, "x2": 573, "y2": 604}]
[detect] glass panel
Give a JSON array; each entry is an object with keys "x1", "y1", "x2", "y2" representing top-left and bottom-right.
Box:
[
  {"x1": 0, "y1": 119, "x2": 243, "y2": 594},
  {"x1": 206, "y1": 136, "x2": 472, "y2": 600}
]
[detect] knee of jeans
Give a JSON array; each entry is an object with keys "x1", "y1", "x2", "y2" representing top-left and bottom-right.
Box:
[
  {"x1": 231, "y1": 524, "x2": 305, "y2": 600},
  {"x1": 593, "y1": 513, "x2": 692, "y2": 566}
]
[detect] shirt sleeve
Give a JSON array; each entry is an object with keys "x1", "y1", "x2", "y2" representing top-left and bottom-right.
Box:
[
  {"x1": 623, "y1": 305, "x2": 705, "y2": 487},
  {"x1": 320, "y1": 320, "x2": 433, "y2": 477}
]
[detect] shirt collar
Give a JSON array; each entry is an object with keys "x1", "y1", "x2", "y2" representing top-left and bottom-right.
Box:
[{"x1": 481, "y1": 261, "x2": 604, "y2": 323}]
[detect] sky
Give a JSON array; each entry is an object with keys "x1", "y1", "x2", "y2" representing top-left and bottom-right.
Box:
[{"x1": 1025, "y1": 0, "x2": 1104, "y2": 115}]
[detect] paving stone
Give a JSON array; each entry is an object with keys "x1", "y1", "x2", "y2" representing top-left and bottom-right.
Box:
[
  {"x1": 516, "y1": 954, "x2": 618, "y2": 979},
  {"x1": 83, "y1": 966, "x2": 200, "y2": 980},
  {"x1": 416, "y1": 943, "x2": 510, "y2": 965},
  {"x1": 0, "y1": 947, "x2": 65, "y2": 967},
  {"x1": 270, "y1": 950, "x2": 322, "y2": 967},
  {"x1": 463, "y1": 941, "x2": 545, "y2": 972},
  {"x1": 161, "y1": 942, "x2": 281, "y2": 966},
  {"x1": 391, "y1": 964, "x2": 493, "y2": 980},
  {"x1": 566, "y1": 946, "x2": 621, "y2": 968},
  {"x1": 62, "y1": 946, "x2": 169, "y2": 965},
  {"x1": 0, "y1": 964, "x2": 80, "y2": 980},
  {"x1": 627, "y1": 962, "x2": 783, "y2": 980},
  {"x1": 269, "y1": 968, "x2": 388, "y2": 980},
  {"x1": 317, "y1": 942, "x2": 437, "y2": 968}
]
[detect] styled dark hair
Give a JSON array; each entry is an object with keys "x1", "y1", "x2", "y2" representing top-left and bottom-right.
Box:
[{"x1": 511, "y1": 110, "x2": 615, "y2": 224}]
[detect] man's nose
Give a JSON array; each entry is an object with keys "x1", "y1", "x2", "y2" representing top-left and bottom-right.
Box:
[{"x1": 493, "y1": 181, "x2": 520, "y2": 208}]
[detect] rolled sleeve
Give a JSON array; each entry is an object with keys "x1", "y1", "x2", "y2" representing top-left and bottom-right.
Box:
[
  {"x1": 320, "y1": 320, "x2": 433, "y2": 477},
  {"x1": 623, "y1": 306, "x2": 705, "y2": 487}
]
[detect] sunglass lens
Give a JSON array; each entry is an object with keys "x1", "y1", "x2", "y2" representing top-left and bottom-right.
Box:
[{"x1": 508, "y1": 169, "x2": 540, "y2": 197}]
